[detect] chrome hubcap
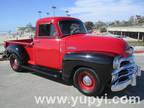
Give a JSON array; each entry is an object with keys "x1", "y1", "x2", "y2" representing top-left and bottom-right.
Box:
[{"x1": 82, "y1": 75, "x2": 92, "y2": 86}]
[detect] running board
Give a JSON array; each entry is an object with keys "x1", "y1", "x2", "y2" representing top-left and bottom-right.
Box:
[{"x1": 21, "y1": 65, "x2": 62, "y2": 78}]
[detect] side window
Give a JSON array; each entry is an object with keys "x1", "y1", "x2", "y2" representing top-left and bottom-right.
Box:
[{"x1": 39, "y1": 24, "x2": 56, "y2": 37}]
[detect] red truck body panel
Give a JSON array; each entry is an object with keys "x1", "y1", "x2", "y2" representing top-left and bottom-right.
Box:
[{"x1": 64, "y1": 34, "x2": 128, "y2": 56}]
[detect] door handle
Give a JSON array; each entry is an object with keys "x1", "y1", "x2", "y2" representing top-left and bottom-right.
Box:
[{"x1": 35, "y1": 40, "x2": 40, "y2": 43}]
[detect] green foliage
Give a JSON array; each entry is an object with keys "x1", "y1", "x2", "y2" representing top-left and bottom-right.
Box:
[
  {"x1": 138, "y1": 18, "x2": 144, "y2": 24},
  {"x1": 95, "y1": 21, "x2": 107, "y2": 29},
  {"x1": 100, "y1": 27, "x2": 107, "y2": 32},
  {"x1": 110, "y1": 15, "x2": 144, "y2": 27},
  {"x1": 84, "y1": 21, "x2": 94, "y2": 31}
]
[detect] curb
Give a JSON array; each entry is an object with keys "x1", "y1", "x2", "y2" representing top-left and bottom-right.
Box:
[
  {"x1": 134, "y1": 50, "x2": 144, "y2": 56},
  {"x1": 133, "y1": 46, "x2": 144, "y2": 55},
  {"x1": 134, "y1": 51, "x2": 144, "y2": 53}
]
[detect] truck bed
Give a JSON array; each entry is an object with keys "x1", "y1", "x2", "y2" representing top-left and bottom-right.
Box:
[
  {"x1": 5, "y1": 39, "x2": 34, "y2": 64},
  {"x1": 5, "y1": 39, "x2": 33, "y2": 47}
]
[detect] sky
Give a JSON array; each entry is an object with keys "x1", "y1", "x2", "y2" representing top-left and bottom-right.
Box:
[{"x1": 0, "y1": 0, "x2": 144, "y2": 32}]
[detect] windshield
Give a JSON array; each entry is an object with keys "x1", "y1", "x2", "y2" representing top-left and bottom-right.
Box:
[{"x1": 59, "y1": 20, "x2": 87, "y2": 36}]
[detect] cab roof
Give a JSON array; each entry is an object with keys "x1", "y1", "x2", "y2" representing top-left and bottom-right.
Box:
[{"x1": 37, "y1": 17, "x2": 80, "y2": 24}]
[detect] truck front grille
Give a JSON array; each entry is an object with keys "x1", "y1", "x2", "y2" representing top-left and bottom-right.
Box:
[
  {"x1": 112, "y1": 56, "x2": 136, "y2": 84},
  {"x1": 118, "y1": 70, "x2": 128, "y2": 77},
  {"x1": 120, "y1": 61, "x2": 129, "y2": 67}
]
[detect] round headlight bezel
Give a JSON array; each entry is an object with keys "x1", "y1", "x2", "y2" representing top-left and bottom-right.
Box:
[{"x1": 113, "y1": 56, "x2": 120, "y2": 69}]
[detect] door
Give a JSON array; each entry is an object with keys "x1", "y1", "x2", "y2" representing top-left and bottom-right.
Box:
[{"x1": 34, "y1": 23, "x2": 61, "y2": 69}]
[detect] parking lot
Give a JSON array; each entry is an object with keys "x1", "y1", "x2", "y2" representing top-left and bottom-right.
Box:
[{"x1": 0, "y1": 55, "x2": 144, "y2": 108}]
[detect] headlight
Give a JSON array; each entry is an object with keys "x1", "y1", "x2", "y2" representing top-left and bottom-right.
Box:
[
  {"x1": 126, "y1": 46, "x2": 134, "y2": 55},
  {"x1": 113, "y1": 56, "x2": 120, "y2": 69}
]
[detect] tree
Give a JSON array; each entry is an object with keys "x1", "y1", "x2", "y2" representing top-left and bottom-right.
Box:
[
  {"x1": 26, "y1": 23, "x2": 33, "y2": 28},
  {"x1": 138, "y1": 17, "x2": 144, "y2": 24},
  {"x1": 84, "y1": 21, "x2": 94, "y2": 31},
  {"x1": 95, "y1": 21, "x2": 107, "y2": 29},
  {"x1": 100, "y1": 27, "x2": 107, "y2": 32}
]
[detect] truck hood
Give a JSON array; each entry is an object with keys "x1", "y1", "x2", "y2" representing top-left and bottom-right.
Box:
[{"x1": 64, "y1": 34, "x2": 128, "y2": 56}]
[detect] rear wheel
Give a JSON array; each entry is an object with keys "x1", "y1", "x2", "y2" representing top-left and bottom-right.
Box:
[
  {"x1": 9, "y1": 54, "x2": 23, "y2": 72},
  {"x1": 73, "y1": 67, "x2": 104, "y2": 96}
]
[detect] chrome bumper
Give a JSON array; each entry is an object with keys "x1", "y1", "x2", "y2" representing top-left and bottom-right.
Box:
[{"x1": 111, "y1": 56, "x2": 141, "y2": 92}]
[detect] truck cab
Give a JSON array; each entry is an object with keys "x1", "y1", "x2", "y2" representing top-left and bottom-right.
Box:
[
  {"x1": 4, "y1": 17, "x2": 141, "y2": 96},
  {"x1": 27, "y1": 17, "x2": 88, "y2": 69}
]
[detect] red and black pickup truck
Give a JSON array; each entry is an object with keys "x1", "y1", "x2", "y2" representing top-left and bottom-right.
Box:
[{"x1": 3, "y1": 17, "x2": 141, "y2": 96}]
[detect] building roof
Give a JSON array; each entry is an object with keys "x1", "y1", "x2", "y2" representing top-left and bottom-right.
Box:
[{"x1": 107, "y1": 26, "x2": 144, "y2": 32}]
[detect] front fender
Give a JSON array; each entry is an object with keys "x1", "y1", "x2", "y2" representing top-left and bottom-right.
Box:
[{"x1": 62, "y1": 52, "x2": 114, "y2": 82}]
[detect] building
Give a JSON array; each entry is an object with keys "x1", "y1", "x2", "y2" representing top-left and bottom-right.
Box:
[{"x1": 107, "y1": 26, "x2": 144, "y2": 41}]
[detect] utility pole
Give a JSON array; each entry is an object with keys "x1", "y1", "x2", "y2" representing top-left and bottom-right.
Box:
[
  {"x1": 38, "y1": 11, "x2": 42, "y2": 18},
  {"x1": 52, "y1": 6, "x2": 56, "y2": 17}
]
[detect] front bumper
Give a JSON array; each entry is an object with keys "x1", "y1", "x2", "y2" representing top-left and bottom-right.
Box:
[{"x1": 111, "y1": 56, "x2": 141, "y2": 91}]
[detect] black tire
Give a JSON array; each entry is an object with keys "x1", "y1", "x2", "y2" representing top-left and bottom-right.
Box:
[
  {"x1": 9, "y1": 53, "x2": 24, "y2": 72},
  {"x1": 73, "y1": 67, "x2": 104, "y2": 96}
]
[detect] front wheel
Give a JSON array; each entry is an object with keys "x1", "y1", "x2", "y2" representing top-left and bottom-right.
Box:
[
  {"x1": 9, "y1": 54, "x2": 23, "y2": 72},
  {"x1": 73, "y1": 67, "x2": 104, "y2": 96}
]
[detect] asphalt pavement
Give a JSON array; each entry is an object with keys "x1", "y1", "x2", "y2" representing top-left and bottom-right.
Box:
[{"x1": 0, "y1": 55, "x2": 144, "y2": 108}]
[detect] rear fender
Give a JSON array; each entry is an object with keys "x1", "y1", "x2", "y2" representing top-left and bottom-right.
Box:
[{"x1": 6, "y1": 45, "x2": 29, "y2": 64}]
